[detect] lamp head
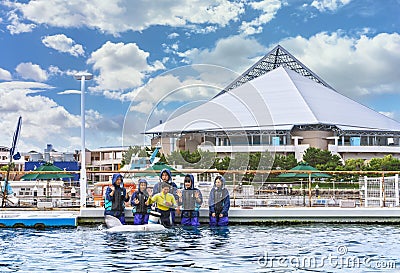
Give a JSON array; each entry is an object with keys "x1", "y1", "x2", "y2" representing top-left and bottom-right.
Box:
[{"x1": 74, "y1": 73, "x2": 93, "y2": 80}]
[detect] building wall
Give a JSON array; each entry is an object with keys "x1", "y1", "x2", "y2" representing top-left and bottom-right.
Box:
[
  {"x1": 152, "y1": 135, "x2": 203, "y2": 155},
  {"x1": 151, "y1": 137, "x2": 174, "y2": 155},
  {"x1": 292, "y1": 130, "x2": 333, "y2": 150}
]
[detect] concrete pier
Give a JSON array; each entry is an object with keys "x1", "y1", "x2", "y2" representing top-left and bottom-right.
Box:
[
  {"x1": 2, "y1": 207, "x2": 400, "y2": 228},
  {"x1": 78, "y1": 207, "x2": 400, "y2": 225}
]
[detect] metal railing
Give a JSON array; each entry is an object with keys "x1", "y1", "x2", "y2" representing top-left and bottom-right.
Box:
[{"x1": 2, "y1": 169, "x2": 400, "y2": 208}]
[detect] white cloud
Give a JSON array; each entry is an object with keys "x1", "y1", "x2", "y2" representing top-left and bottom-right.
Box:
[
  {"x1": 87, "y1": 41, "x2": 165, "y2": 95},
  {"x1": 279, "y1": 31, "x2": 400, "y2": 97},
  {"x1": 311, "y1": 0, "x2": 352, "y2": 12},
  {"x1": 6, "y1": 10, "x2": 36, "y2": 34},
  {"x1": 0, "y1": 81, "x2": 52, "y2": 90},
  {"x1": 0, "y1": 84, "x2": 80, "y2": 151},
  {"x1": 123, "y1": 64, "x2": 246, "y2": 141},
  {"x1": 0, "y1": 82, "x2": 124, "y2": 150},
  {"x1": 240, "y1": 0, "x2": 283, "y2": 36},
  {"x1": 171, "y1": 43, "x2": 179, "y2": 51},
  {"x1": 0, "y1": 68, "x2": 12, "y2": 80},
  {"x1": 190, "y1": 25, "x2": 218, "y2": 34},
  {"x1": 42, "y1": 34, "x2": 85, "y2": 57},
  {"x1": 124, "y1": 35, "x2": 266, "y2": 126},
  {"x1": 85, "y1": 109, "x2": 120, "y2": 130},
  {"x1": 129, "y1": 100, "x2": 155, "y2": 114},
  {"x1": 15, "y1": 62, "x2": 48, "y2": 82},
  {"x1": 4, "y1": 0, "x2": 245, "y2": 36},
  {"x1": 48, "y1": 65, "x2": 66, "y2": 77},
  {"x1": 58, "y1": 89, "x2": 81, "y2": 95},
  {"x1": 84, "y1": 109, "x2": 125, "y2": 148},
  {"x1": 181, "y1": 35, "x2": 266, "y2": 73},
  {"x1": 167, "y1": 32, "x2": 180, "y2": 39},
  {"x1": 127, "y1": 73, "x2": 218, "y2": 110}
]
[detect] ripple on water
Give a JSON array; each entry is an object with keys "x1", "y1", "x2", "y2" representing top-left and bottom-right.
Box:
[{"x1": 0, "y1": 224, "x2": 399, "y2": 272}]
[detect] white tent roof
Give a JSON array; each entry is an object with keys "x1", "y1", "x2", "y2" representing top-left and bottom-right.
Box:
[{"x1": 146, "y1": 66, "x2": 400, "y2": 134}]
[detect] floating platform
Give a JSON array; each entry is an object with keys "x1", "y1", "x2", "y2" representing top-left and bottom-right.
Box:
[
  {"x1": 78, "y1": 207, "x2": 400, "y2": 225},
  {"x1": 0, "y1": 210, "x2": 78, "y2": 228},
  {"x1": 1, "y1": 207, "x2": 400, "y2": 228}
]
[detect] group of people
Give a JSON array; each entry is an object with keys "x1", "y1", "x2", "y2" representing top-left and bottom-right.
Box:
[{"x1": 104, "y1": 169, "x2": 230, "y2": 227}]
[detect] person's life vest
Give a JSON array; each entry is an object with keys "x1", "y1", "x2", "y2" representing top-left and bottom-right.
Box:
[
  {"x1": 214, "y1": 189, "x2": 225, "y2": 215},
  {"x1": 182, "y1": 189, "x2": 196, "y2": 211},
  {"x1": 135, "y1": 191, "x2": 149, "y2": 214},
  {"x1": 104, "y1": 186, "x2": 125, "y2": 212}
]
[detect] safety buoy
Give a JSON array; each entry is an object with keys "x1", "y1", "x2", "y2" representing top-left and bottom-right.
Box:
[{"x1": 33, "y1": 223, "x2": 46, "y2": 229}]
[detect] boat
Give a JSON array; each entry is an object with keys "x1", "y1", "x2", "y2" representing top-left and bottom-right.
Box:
[{"x1": 2, "y1": 180, "x2": 79, "y2": 208}]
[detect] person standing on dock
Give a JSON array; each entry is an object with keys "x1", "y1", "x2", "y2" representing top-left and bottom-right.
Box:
[
  {"x1": 152, "y1": 169, "x2": 179, "y2": 224},
  {"x1": 130, "y1": 178, "x2": 151, "y2": 225},
  {"x1": 177, "y1": 174, "x2": 203, "y2": 226},
  {"x1": 104, "y1": 174, "x2": 131, "y2": 224},
  {"x1": 209, "y1": 175, "x2": 230, "y2": 226}
]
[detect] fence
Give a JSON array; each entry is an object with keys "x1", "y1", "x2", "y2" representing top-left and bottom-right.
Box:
[
  {"x1": 361, "y1": 175, "x2": 400, "y2": 207},
  {"x1": 2, "y1": 169, "x2": 400, "y2": 208}
]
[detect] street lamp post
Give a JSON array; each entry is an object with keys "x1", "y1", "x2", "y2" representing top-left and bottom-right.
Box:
[{"x1": 74, "y1": 73, "x2": 92, "y2": 208}]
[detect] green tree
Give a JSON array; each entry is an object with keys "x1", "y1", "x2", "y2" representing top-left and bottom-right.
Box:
[
  {"x1": 121, "y1": 146, "x2": 143, "y2": 167},
  {"x1": 0, "y1": 163, "x2": 15, "y2": 172},
  {"x1": 158, "y1": 153, "x2": 167, "y2": 163},
  {"x1": 273, "y1": 154, "x2": 297, "y2": 170},
  {"x1": 166, "y1": 149, "x2": 217, "y2": 169},
  {"x1": 343, "y1": 158, "x2": 366, "y2": 171},
  {"x1": 366, "y1": 155, "x2": 400, "y2": 171},
  {"x1": 138, "y1": 148, "x2": 149, "y2": 157},
  {"x1": 215, "y1": 156, "x2": 230, "y2": 170},
  {"x1": 317, "y1": 154, "x2": 342, "y2": 171},
  {"x1": 302, "y1": 147, "x2": 343, "y2": 171},
  {"x1": 303, "y1": 147, "x2": 332, "y2": 167}
]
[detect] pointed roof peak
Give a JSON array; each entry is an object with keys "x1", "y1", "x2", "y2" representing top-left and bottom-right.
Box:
[{"x1": 216, "y1": 45, "x2": 333, "y2": 97}]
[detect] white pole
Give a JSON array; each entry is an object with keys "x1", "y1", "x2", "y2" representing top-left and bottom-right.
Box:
[
  {"x1": 395, "y1": 174, "x2": 399, "y2": 206},
  {"x1": 75, "y1": 73, "x2": 92, "y2": 208},
  {"x1": 364, "y1": 176, "x2": 368, "y2": 207},
  {"x1": 80, "y1": 75, "x2": 86, "y2": 207}
]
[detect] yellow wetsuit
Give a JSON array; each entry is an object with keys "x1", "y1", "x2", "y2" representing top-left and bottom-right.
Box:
[{"x1": 149, "y1": 192, "x2": 177, "y2": 211}]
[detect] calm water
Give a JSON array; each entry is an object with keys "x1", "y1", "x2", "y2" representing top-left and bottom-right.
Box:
[{"x1": 0, "y1": 224, "x2": 399, "y2": 273}]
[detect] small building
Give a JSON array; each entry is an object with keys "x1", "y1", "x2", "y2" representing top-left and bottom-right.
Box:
[
  {"x1": 86, "y1": 146, "x2": 130, "y2": 182},
  {"x1": 3, "y1": 180, "x2": 67, "y2": 207},
  {"x1": 0, "y1": 146, "x2": 26, "y2": 173}
]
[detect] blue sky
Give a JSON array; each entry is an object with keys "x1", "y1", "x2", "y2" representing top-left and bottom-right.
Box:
[{"x1": 0, "y1": 0, "x2": 399, "y2": 153}]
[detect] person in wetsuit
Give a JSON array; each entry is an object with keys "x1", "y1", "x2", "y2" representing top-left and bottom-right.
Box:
[
  {"x1": 177, "y1": 174, "x2": 203, "y2": 226},
  {"x1": 208, "y1": 175, "x2": 230, "y2": 226},
  {"x1": 152, "y1": 168, "x2": 179, "y2": 225},
  {"x1": 131, "y1": 178, "x2": 151, "y2": 225},
  {"x1": 148, "y1": 182, "x2": 178, "y2": 227},
  {"x1": 104, "y1": 174, "x2": 131, "y2": 224}
]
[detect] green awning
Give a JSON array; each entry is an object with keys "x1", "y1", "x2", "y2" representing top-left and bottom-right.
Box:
[{"x1": 21, "y1": 162, "x2": 74, "y2": 180}]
